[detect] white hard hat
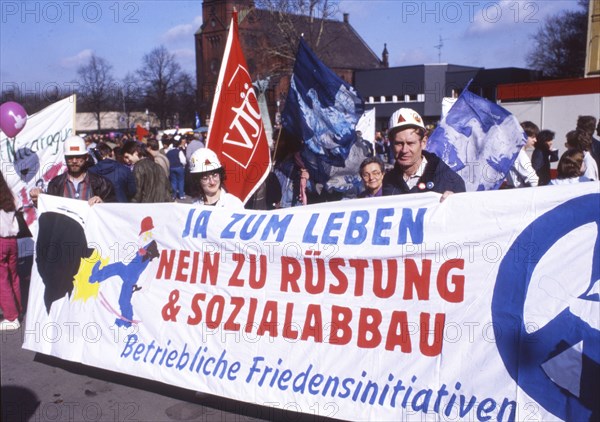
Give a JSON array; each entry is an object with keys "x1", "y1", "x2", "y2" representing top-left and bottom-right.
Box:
[
  {"x1": 189, "y1": 148, "x2": 222, "y2": 173},
  {"x1": 63, "y1": 135, "x2": 88, "y2": 156},
  {"x1": 388, "y1": 108, "x2": 425, "y2": 138}
]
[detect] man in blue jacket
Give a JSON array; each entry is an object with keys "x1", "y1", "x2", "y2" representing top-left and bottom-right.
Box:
[
  {"x1": 382, "y1": 108, "x2": 465, "y2": 201},
  {"x1": 89, "y1": 142, "x2": 136, "y2": 202}
]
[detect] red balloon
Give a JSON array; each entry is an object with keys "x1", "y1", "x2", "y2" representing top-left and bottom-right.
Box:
[{"x1": 0, "y1": 101, "x2": 28, "y2": 138}]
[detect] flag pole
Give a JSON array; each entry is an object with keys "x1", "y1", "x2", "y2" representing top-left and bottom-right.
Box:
[
  {"x1": 204, "y1": 5, "x2": 272, "y2": 204},
  {"x1": 272, "y1": 126, "x2": 283, "y2": 163},
  {"x1": 462, "y1": 78, "x2": 474, "y2": 94},
  {"x1": 272, "y1": 34, "x2": 303, "y2": 164}
]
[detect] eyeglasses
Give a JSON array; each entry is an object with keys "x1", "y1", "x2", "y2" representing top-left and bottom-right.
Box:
[
  {"x1": 361, "y1": 170, "x2": 382, "y2": 179},
  {"x1": 65, "y1": 155, "x2": 87, "y2": 161},
  {"x1": 200, "y1": 172, "x2": 220, "y2": 182}
]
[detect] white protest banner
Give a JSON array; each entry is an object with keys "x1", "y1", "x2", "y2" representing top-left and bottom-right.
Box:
[
  {"x1": 24, "y1": 184, "x2": 599, "y2": 421},
  {"x1": 0, "y1": 95, "x2": 76, "y2": 224}
]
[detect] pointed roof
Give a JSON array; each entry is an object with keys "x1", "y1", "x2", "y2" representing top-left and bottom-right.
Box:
[
  {"x1": 248, "y1": 9, "x2": 381, "y2": 70},
  {"x1": 196, "y1": 7, "x2": 382, "y2": 71}
]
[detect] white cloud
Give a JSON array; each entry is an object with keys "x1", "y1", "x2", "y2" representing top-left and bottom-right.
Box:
[
  {"x1": 60, "y1": 49, "x2": 93, "y2": 68},
  {"x1": 162, "y1": 15, "x2": 203, "y2": 43},
  {"x1": 163, "y1": 23, "x2": 194, "y2": 42},
  {"x1": 192, "y1": 15, "x2": 203, "y2": 27},
  {"x1": 465, "y1": 0, "x2": 525, "y2": 35},
  {"x1": 465, "y1": 0, "x2": 580, "y2": 36}
]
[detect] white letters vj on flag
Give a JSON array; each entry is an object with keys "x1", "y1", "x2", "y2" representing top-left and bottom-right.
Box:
[
  {"x1": 426, "y1": 89, "x2": 525, "y2": 191},
  {"x1": 206, "y1": 11, "x2": 271, "y2": 204}
]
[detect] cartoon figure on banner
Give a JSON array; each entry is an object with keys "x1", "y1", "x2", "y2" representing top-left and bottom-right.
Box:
[
  {"x1": 37, "y1": 211, "x2": 94, "y2": 313},
  {"x1": 492, "y1": 194, "x2": 600, "y2": 421},
  {"x1": 89, "y1": 216, "x2": 160, "y2": 328},
  {"x1": 0, "y1": 101, "x2": 28, "y2": 138}
]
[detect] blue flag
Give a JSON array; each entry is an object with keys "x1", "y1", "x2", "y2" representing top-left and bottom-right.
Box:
[
  {"x1": 427, "y1": 89, "x2": 526, "y2": 191},
  {"x1": 281, "y1": 38, "x2": 364, "y2": 191}
]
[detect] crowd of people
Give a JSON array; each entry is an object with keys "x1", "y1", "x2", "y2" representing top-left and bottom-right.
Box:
[
  {"x1": 359, "y1": 111, "x2": 599, "y2": 197},
  {"x1": 1, "y1": 107, "x2": 599, "y2": 330},
  {"x1": 502, "y1": 116, "x2": 600, "y2": 188},
  {"x1": 19, "y1": 107, "x2": 600, "y2": 210},
  {"x1": 324, "y1": 109, "x2": 598, "y2": 204},
  {"x1": 27, "y1": 130, "x2": 205, "y2": 205}
]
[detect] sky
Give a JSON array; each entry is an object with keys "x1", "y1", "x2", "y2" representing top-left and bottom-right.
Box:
[{"x1": 0, "y1": 0, "x2": 585, "y2": 94}]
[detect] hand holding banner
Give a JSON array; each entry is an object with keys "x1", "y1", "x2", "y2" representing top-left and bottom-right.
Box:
[{"x1": 24, "y1": 184, "x2": 600, "y2": 421}]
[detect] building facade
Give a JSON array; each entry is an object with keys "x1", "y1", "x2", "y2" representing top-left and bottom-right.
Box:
[
  {"x1": 586, "y1": 0, "x2": 600, "y2": 76},
  {"x1": 354, "y1": 64, "x2": 542, "y2": 130},
  {"x1": 194, "y1": 0, "x2": 384, "y2": 125}
]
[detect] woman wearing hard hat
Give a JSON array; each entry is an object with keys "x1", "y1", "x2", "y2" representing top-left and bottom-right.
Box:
[{"x1": 188, "y1": 148, "x2": 243, "y2": 208}]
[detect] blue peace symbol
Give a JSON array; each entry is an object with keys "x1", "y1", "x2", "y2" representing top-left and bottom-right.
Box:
[{"x1": 492, "y1": 193, "x2": 600, "y2": 421}]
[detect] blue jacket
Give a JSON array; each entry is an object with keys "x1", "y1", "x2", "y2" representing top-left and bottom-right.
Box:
[
  {"x1": 89, "y1": 159, "x2": 136, "y2": 202},
  {"x1": 166, "y1": 148, "x2": 185, "y2": 168},
  {"x1": 382, "y1": 150, "x2": 466, "y2": 195}
]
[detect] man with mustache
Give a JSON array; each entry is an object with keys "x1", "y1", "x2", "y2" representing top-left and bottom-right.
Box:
[{"x1": 30, "y1": 135, "x2": 115, "y2": 206}]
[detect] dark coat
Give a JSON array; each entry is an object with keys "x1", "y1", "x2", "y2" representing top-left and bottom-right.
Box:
[
  {"x1": 131, "y1": 159, "x2": 172, "y2": 203},
  {"x1": 47, "y1": 172, "x2": 116, "y2": 202},
  {"x1": 382, "y1": 150, "x2": 466, "y2": 195},
  {"x1": 531, "y1": 148, "x2": 559, "y2": 186},
  {"x1": 590, "y1": 136, "x2": 600, "y2": 173},
  {"x1": 89, "y1": 159, "x2": 136, "y2": 202}
]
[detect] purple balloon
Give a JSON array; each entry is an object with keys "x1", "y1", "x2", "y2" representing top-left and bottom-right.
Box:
[{"x1": 0, "y1": 101, "x2": 28, "y2": 138}]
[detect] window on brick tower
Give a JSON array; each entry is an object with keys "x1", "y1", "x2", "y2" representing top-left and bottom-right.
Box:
[{"x1": 210, "y1": 59, "x2": 219, "y2": 75}]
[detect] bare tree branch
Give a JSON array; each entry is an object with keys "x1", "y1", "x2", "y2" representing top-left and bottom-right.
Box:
[
  {"x1": 77, "y1": 54, "x2": 116, "y2": 131},
  {"x1": 137, "y1": 46, "x2": 184, "y2": 129},
  {"x1": 526, "y1": 1, "x2": 588, "y2": 78},
  {"x1": 253, "y1": 0, "x2": 341, "y2": 76}
]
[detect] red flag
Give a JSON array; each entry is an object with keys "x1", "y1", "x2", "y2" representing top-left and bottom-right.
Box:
[
  {"x1": 205, "y1": 10, "x2": 271, "y2": 204},
  {"x1": 136, "y1": 124, "x2": 149, "y2": 141}
]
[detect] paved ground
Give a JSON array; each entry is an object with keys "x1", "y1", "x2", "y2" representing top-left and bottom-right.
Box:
[{"x1": 1, "y1": 259, "x2": 341, "y2": 422}]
